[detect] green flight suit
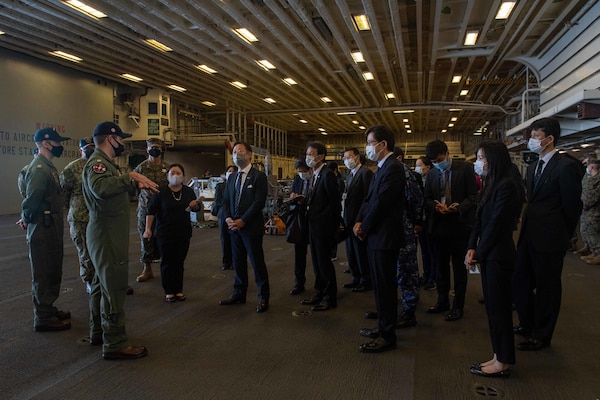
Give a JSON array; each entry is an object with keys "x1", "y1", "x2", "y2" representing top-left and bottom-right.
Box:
[
  {"x1": 21, "y1": 155, "x2": 64, "y2": 327},
  {"x1": 82, "y1": 149, "x2": 136, "y2": 352}
]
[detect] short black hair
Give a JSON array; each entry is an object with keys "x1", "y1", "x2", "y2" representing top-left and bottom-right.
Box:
[
  {"x1": 167, "y1": 163, "x2": 185, "y2": 176},
  {"x1": 344, "y1": 147, "x2": 360, "y2": 156},
  {"x1": 294, "y1": 158, "x2": 308, "y2": 169},
  {"x1": 417, "y1": 156, "x2": 433, "y2": 167},
  {"x1": 394, "y1": 146, "x2": 404, "y2": 159},
  {"x1": 530, "y1": 117, "x2": 561, "y2": 145},
  {"x1": 307, "y1": 141, "x2": 327, "y2": 156},
  {"x1": 425, "y1": 139, "x2": 448, "y2": 161},
  {"x1": 225, "y1": 165, "x2": 238, "y2": 173},
  {"x1": 232, "y1": 141, "x2": 253, "y2": 153},
  {"x1": 365, "y1": 125, "x2": 395, "y2": 151}
]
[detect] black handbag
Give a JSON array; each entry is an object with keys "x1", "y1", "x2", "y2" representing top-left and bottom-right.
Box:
[{"x1": 285, "y1": 208, "x2": 306, "y2": 244}]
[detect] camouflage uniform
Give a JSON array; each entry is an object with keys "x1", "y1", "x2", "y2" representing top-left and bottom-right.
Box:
[
  {"x1": 134, "y1": 159, "x2": 168, "y2": 263},
  {"x1": 21, "y1": 155, "x2": 65, "y2": 327},
  {"x1": 580, "y1": 172, "x2": 600, "y2": 255},
  {"x1": 60, "y1": 158, "x2": 94, "y2": 283},
  {"x1": 397, "y1": 164, "x2": 423, "y2": 315}
]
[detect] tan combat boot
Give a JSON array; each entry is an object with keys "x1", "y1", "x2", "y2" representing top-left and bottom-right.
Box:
[{"x1": 136, "y1": 263, "x2": 154, "y2": 282}]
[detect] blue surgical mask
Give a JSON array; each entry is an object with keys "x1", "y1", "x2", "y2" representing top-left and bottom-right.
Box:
[
  {"x1": 433, "y1": 158, "x2": 449, "y2": 171},
  {"x1": 474, "y1": 160, "x2": 487, "y2": 176}
]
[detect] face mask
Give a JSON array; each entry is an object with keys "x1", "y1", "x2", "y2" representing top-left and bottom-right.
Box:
[
  {"x1": 305, "y1": 155, "x2": 318, "y2": 168},
  {"x1": 233, "y1": 153, "x2": 246, "y2": 166},
  {"x1": 344, "y1": 158, "x2": 357, "y2": 170},
  {"x1": 527, "y1": 138, "x2": 547, "y2": 154},
  {"x1": 168, "y1": 175, "x2": 184, "y2": 186},
  {"x1": 225, "y1": 172, "x2": 233, "y2": 180},
  {"x1": 110, "y1": 137, "x2": 125, "y2": 157},
  {"x1": 365, "y1": 142, "x2": 382, "y2": 162},
  {"x1": 414, "y1": 166, "x2": 422, "y2": 175},
  {"x1": 433, "y1": 158, "x2": 449, "y2": 171},
  {"x1": 83, "y1": 147, "x2": 94, "y2": 159},
  {"x1": 299, "y1": 171, "x2": 312, "y2": 181},
  {"x1": 50, "y1": 144, "x2": 64, "y2": 158},
  {"x1": 148, "y1": 148, "x2": 162, "y2": 158},
  {"x1": 474, "y1": 160, "x2": 487, "y2": 176},
  {"x1": 586, "y1": 167, "x2": 591, "y2": 175}
]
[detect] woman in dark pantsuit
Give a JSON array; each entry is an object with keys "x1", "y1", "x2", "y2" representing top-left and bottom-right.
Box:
[{"x1": 465, "y1": 141, "x2": 524, "y2": 378}]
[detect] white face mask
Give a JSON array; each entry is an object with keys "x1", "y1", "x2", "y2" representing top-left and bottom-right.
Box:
[
  {"x1": 225, "y1": 171, "x2": 232, "y2": 180},
  {"x1": 414, "y1": 166, "x2": 422, "y2": 175},
  {"x1": 365, "y1": 143, "x2": 382, "y2": 162},
  {"x1": 528, "y1": 138, "x2": 545, "y2": 154},
  {"x1": 233, "y1": 153, "x2": 247, "y2": 167},
  {"x1": 168, "y1": 175, "x2": 184, "y2": 186},
  {"x1": 474, "y1": 160, "x2": 487, "y2": 176},
  {"x1": 344, "y1": 157, "x2": 357, "y2": 170},
  {"x1": 299, "y1": 171, "x2": 312, "y2": 181},
  {"x1": 305, "y1": 155, "x2": 317, "y2": 168}
]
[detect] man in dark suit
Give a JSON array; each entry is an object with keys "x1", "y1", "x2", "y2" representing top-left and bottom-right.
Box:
[
  {"x1": 287, "y1": 158, "x2": 311, "y2": 295},
  {"x1": 424, "y1": 140, "x2": 478, "y2": 322},
  {"x1": 513, "y1": 118, "x2": 583, "y2": 351},
  {"x1": 354, "y1": 125, "x2": 405, "y2": 353},
  {"x1": 219, "y1": 142, "x2": 270, "y2": 313},
  {"x1": 342, "y1": 148, "x2": 373, "y2": 292},
  {"x1": 301, "y1": 141, "x2": 341, "y2": 311}
]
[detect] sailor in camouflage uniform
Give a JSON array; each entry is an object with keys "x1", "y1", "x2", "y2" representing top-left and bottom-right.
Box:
[
  {"x1": 580, "y1": 160, "x2": 600, "y2": 264},
  {"x1": 18, "y1": 127, "x2": 71, "y2": 332},
  {"x1": 134, "y1": 138, "x2": 169, "y2": 282},
  {"x1": 82, "y1": 121, "x2": 157, "y2": 359}
]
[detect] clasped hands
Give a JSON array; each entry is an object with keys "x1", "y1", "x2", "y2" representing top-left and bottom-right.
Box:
[
  {"x1": 435, "y1": 200, "x2": 459, "y2": 214},
  {"x1": 226, "y1": 217, "x2": 245, "y2": 231}
]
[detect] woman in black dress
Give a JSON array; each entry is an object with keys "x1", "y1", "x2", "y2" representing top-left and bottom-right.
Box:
[
  {"x1": 144, "y1": 164, "x2": 201, "y2": 302},
  {"x1": 465, "y1": 141, "x2": 524, "y2": 378}
]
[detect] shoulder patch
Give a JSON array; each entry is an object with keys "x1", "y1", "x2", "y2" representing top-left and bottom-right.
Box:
[{"x1": 92, "y1": 163, "x2": 107, "y2": 174}]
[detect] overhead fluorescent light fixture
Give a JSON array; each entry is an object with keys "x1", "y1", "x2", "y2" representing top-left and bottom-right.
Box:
[
  {"x1": 120, "y1": 73, "x2": 143, "y2": 82},
  {"x1": 318, "y1": 128, "x2": 326, "y2": 132},
  {"x1": 352, "y1": 120, "x2": 359, "y2": 125},
  {"x1": 362, "y1": 72, "x2": 374, "y2": 81},
  {"x1": 407, "y1": 130, "x2": 412, "y2": 134},
  {"x1": 49, "y1": 50, "x2": 82, "y2": 63},
  {"x1": 352, "y1": 14, "x2": 371, "y2": 31},
  {"x1": 452, "y1": 75, "x2": 462, "y2": 83},
  {"x1": 0, "y1": 31, "x2": 5, "y2": 35},
  {"x1": 464, "y1": 30, "x2": 479, "y2": 46},
  {"x1": 386, "y1": 93, "x2": 396, "y2": 99},
  {"x1": 460, "y1": 89, "x2": 469, "y2": 96},
  {"x1": 581, "y1": 143, "x2": 593, "y2": 148},
  {"x1": 393, "y1": 110, "x2": 415, "y2": 114},
  {"x1": 256, "y1": 59, "x2": 276, "y2": 71},
  {"x1": 144, "y1": 39, "x2": 172, "y2": 52},
  {"x1": 196, "y1": 64, "x2": 217, "y2": 74},
  {"x1": 202, "y1": 101, "x2": 215, "y2": 107},
  {"x1": 233, "y1": 28, "x2": 258, "y2": 44},
  {"x1": 336, "y1": 112, "x2": 357, "y2": 116},
  {"x1": 230, "y1": 81, "x2": 247, "y2": 89},
  {"x1": 451, "y1": 117, "x2": 458, "y2": 122},
  {"x1": 282, "y1": 77, "x2": 297, "y2": 86},
  {"x1": 62, "y1": 0, "x2": 106, "y2": 19},
  {"x1": 473, "y1": 131, "x2": 483, "y2": 136},
  {"x1": 448, "y1": 123, "x2": 455, "y2": 127},
  {"x1": 402, "y1": 118, "x2": 409, "y2": 123},
  {"x1": 320, "y1": 97, "x2": 332, "y2": 103},
  {"x1": 571, "y1": 148, "x2": 581, "y2": 152},
  {"x1": 320, "y1": 131, "x2": 328, "y2": 136},
  {"x1": 404, "y1": 125, "x2": 411, "y2": 129},
  {"x1": 449, "y1": 108, "x2": 462, "y2": 112},
  {"x1": 442, "y1": 129, "x2": 447, "y2": 133},
  {"x1": 167, "y1": 84, "x2": 186, "y2": 92},
  {"x1": 351, "y1": 51, "x2": 365, "y2": 63},
  {"x1": 359, "y1": 125, "x2": 366, "y2": 130},
  {"x1": 263, "y1": 97, "x2": 276, "y2": 104},
  {"x1": 299, "y1": 119, "x2": 308, "y2": 124},
  {"x1": 496, "y1": 2, "x2": 516, "y2": 19}
]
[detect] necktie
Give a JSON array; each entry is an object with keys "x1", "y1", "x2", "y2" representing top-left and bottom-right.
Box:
[
  {"x1": 441, "y1": 170, "x2": 451, "y2": 204},
  {"x1": 234, "y1": 171, "x2": 244, "y2": 217},
  {"x1": 345, "y1": 172, "x2": 353, "y2": 192},
  {"x1": 302, "y1": 179, "x2": 308, "y2": 196},
  {"x1": 533, "y1": 160, "x2": 544, "y2": 190}
]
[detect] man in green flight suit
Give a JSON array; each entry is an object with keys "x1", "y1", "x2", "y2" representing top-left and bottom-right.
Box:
[
  {"x1": 18, "y1": 127, "x2": 72, "y2": 332},
  {"x1": 82, "y1": 121, "x2": 158, "y2": 360}
]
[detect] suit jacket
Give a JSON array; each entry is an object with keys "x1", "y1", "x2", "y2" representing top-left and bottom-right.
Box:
[
  {"x1": 423, "y1": 159, "x2": 478, "y2": 235},
  {"x1": 519, "y1": 151, "x2": 582, "y2": 252},
  {"x1": 344, "y1": 165, "x2": 373, "y2": 227},
  {"x1": 356, "y1": 155, "x2": 405, "y2": 250},
  {"x1": 222, "y1": 167, "x2": 268, "y2": 236},
  {"x1": 468, "y1": 176, "x2": 522, "y2": 262},
  {"x1": 306, "y1": 166, "x2": 341, "y2": 240}
]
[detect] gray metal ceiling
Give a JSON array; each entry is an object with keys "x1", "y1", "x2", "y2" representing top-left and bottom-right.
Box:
[{"x1": 0, "y1": 0, "x2": 591, "y2": 142}]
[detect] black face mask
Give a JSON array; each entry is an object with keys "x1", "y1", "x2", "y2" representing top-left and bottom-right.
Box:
[
  {"x1": 110, "y1": 137, "x2": 125, "y2": 157},
  {"x1": 50, "y1": 144, "x2": 64, "y2": 158},
  {"x1": 84, "y1": 148, "x2": 95, "y2": 159},
  {"x1": 148, "y1": 148, "x2": 162, "y2": 158}
]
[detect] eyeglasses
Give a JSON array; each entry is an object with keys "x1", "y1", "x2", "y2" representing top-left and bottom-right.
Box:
[{"x1": 366, "y1": 140, "x2": 379, "y2": 146}]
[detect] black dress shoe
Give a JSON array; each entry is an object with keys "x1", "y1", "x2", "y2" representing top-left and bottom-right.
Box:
[
  {"x1": 289, "y1": 286, "x2": 305, "y2": 295},
  {"x1": 517, "y1": 338, "x2": 550, "y2": 351},
  {"x1": 445, "y1": 308, "x2": 463, "y2": 321},
  {"x1": 359, "y1": 328, "x2": 380, "y2": 339},
  {"x1": 513, "y1": 325, "x2": 531, "y2": 336},
  {"x1": 126, "y1": 286, "x2": 134, "y2": 295},
  {"x1": 343, "y1": 281, "x2": 360, "y2": 289},
  {"x1": 364, "y1": 311, "x2": 378, "y2": 319},
  {"x1": 312, "y1": 302, "x2": 336, "y2": 311},
  {"x1": 352, "y1": 285, "x2": 371, "y2": 292},
  {"x1": 301, "y1": 297, "x2": 322, "y2": 306},
  {"x1": 219, "y1": 296, "x2": 246, "y2": 305},
  {"x1": 55, "y1": 310, "x2": 71, "y2": 320},
  {"x1": 343, "y1": 269, "x2": 351, "y2": 274},
  {"x1": 34, "y1": 320, "x2": 71, "y2": 332},
  {"x1": 426, "y1": 303, "x2": 450, "y2": 314},
  {"x1": 221, "y1": 264, "x2": 233, "y2": 270},
  {"x1": 359, "y1": 337, "x2": 396, "y2": 353},
  {"x1": 469, "y1": 364, "x2": 510, "y2": 378},
  {"x1": 88, "y1": 336, "x2": 103, "y2": 346},
  {"x1": 396, "y1": 311, "x2": 417, "y2": 329},
  {"x1": 103, "y1": 345, "x2": 148, "y2": 360},
  {"x1": 256, "y1": 301, "x2": 269, "y2": 313}
]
